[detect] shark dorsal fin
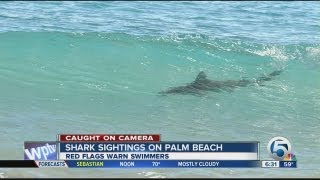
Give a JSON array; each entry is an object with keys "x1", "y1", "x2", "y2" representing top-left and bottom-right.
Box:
[{"x1": 195, "y1": 71, "x2": 207, "y2": 82}]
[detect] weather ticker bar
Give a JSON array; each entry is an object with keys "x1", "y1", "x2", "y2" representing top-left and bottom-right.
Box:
[{"x1": 0, "y1": 160, "x2": 297, "y2": 168}]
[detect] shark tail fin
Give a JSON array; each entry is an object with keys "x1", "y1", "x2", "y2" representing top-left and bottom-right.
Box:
[
  {"x1": 256, "y1": 69, "x2": 283, "y2": 83},
  {"x1": 268, "y1": 69, "x2": 283, "y2": 77},
  {"x1": 195, "y1": 71, "x2": 207, "y2": 82}
]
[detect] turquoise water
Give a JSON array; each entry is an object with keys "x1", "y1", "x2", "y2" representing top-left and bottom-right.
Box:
[{"x1": 0, "y1": 1, "x2": 319, "y2": 178}]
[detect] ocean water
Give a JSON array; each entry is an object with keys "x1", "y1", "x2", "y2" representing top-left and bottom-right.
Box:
[{"x1": 0, "y1": 1, "x2": 319, "y2": 178}]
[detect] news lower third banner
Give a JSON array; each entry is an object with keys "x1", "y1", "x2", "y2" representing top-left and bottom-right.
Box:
[
  {"x1": 22, "y1": 139, "x2": 261, "y2": 168},
  {"x1": 0, "y1": 134, "x2": 290, "y2": 168}
]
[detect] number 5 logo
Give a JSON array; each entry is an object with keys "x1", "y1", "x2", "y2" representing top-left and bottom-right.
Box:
[{"x1": 267, "y1": 137, "x2": 292, "y2": 160}]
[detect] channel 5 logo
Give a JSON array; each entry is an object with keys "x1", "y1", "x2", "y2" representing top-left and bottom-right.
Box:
[{"x1": 267, "y1": 136, "x2": 292, "y2": 161}]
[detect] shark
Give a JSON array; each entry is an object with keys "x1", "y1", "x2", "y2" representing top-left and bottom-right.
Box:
[{"x1": 159, "y1": 70, "x2": 283, "y2": 95}]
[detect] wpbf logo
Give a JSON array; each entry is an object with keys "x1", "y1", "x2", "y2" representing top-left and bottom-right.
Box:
[{"x1": 267, "y1": 137, "x2": 292, "y2": 160}]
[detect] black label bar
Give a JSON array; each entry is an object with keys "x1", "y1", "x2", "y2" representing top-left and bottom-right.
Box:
[{"x1": 0, "y1": 160, "x2": 38, "y2": 168}]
